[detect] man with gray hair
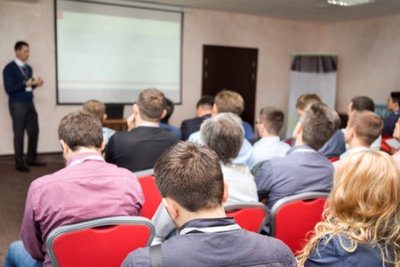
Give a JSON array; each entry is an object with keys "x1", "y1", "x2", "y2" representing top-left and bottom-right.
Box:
[
  {"x1": 151, "y1": 113, "x2": 258, "y2": 244},
  {"x1": 256, "y1": 103, "x2": 340, "y2": 210}
]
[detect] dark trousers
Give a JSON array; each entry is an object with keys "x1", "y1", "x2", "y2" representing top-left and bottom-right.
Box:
[{"x1": 8, "y1": 101, "x2": 39, "y2": 166}]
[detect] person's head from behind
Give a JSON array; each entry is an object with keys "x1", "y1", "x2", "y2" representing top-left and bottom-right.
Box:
[
  {"x1": 133, "y1": 88, "x2": 167, "y2": 123},
  {"x1": 58, "y1": 111, "x2": 104, "y2": 160},
  {"x1": 293, "y1": 103, "x2": 340, "y2": 150},
  {"x1": 154, "y1": 142, "x2": 227, "y2": 227},
  {"x1": 200, "y1": 113, "x2": 244, "y2": 165},
  {"x1": 387, "y1": 91, "x2": 400, "y2": 112},
  {"x1": 295, "y1": 94, "x2": 322, "y2": 117},
  {"x1": 160, "y1": 97, "x2": 174, "y2": 124},
  {"x1": 196, "y1": 95, "x2": 214, "y2": 117},
  {"x1": 83, "y1": 99, "x2": 107, "y2": 123},
  {"x1": 256, "y1": 107, "x2": 284, "y2": 138},
  {"x1": 299, "y1": 151, "x2": 400, "y2": 265},
  {"x1": 213, "y1": 90, "x2": 244, "y2": 116},
  {"x1": 348, "y1": 96, "x2": 375, "y2": 119},
  {"x1": 345, "y1": 111, "x2": 383, "y2": 148},
  {"x1": 14, "y1": 41, "x2": 29, "y2": 62}
]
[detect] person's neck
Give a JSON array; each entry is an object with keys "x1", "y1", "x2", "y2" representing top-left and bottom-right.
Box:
[
  {"x1": 175, "y1": 206, "x2": 226, "y2": 228},
  {"x1": 197, "y1": 110, "x2": 212, "y2": 118},
  {"x1": 349, "y1": 138, "x2": 369, "y2": 149},
  {"x1": 260, "y1": 132, "x2": 278, "y2": 138},
  {"x1": 64, "y1": 147, "x2": 101, "y2": 162},
  {"x1": 135, "y1": 116, "x2": 159, "y2": 127}
]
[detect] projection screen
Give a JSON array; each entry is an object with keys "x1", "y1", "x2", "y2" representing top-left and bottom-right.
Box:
[{"x1": 56, "y1": 0, "x2": 182, "y2": 104}]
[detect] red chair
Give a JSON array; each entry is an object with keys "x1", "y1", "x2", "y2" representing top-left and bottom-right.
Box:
[
  {"x1": 46, "y1": 216, "x2": 155, "y2": 267},
  {"x1": 137, "y1": 175, "x2": 162, "y2": 219},
  {"x1": 225, "y1": 203, "x2": 267, "y2": 233},
  {"x1": 270, "y1": 192, "x2": 329, "y2": 254},
  {"x1": 328, "y1": 156, "x2": 340, "y2": 163}
]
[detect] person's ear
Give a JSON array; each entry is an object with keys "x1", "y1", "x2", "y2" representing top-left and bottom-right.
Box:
[
  {"x1": 100, "y1": 140, "x2": 106, "y2": 152},
  {"x1": 103, "y1": 114, "x2": 108, "y2": 122},
  {"x1": 293, "y1": 120, "x2": 303, "y2": 139},
  {"x1": 163, "y1": 197, "x2": 179, "y2": 220},
  {"x1": 212, "y1": 104, "x2": 218, "y2": 115},
  {"x1": 60, "y1": 140, "x2": 70, "y2": 155},
  {"x1": 160, "y1": 109, "x2": 167, "y2": 120},
  {"x1": 133, "y1": 103, "x2": 139, "y2": 114},
  {"x1": 222, "y1": 182, "x2": 229, "y2": 204}
]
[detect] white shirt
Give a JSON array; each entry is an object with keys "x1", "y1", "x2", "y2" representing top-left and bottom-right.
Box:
[
  {"x1": 150, "y1": 163, "x2": 258, "y2": 245},
  {"x1": 334, "y1": 146, "x2": 370, "y2": 168},
  {"x1": 249, "y1": 136, "x2": 290, "y2": 168}
]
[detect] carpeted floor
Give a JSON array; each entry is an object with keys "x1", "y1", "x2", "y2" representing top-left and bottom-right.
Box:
[{"x1": 0, "y1": 153, "x2": 64, "y2": 264}]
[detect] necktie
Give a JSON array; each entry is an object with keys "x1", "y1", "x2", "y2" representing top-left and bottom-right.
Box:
[{"x1": 21, "y1": 65, "x2": 28, "y2": 78}]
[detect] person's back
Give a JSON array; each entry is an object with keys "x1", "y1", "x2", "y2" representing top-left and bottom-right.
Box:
[
  {"x1": 383, "y1": 91, "x2": 400, "y2": 136},
  {"x1": 105, "y1": 88, "x2": 178, "y2": 172},
  {"x1": 5, "y1": 111, "x2": 143, "y2": 267},
  {"x1": 122, "y1": 142, "x2": 296, "y2": 267},
  {"x1": 256, "y1": 103, "x2": 339, "y2": 209}
]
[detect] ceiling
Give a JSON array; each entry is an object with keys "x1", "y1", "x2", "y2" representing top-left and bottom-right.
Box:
[{"x1": 130, "y1": 0, "x2": 400, "y2": 23}]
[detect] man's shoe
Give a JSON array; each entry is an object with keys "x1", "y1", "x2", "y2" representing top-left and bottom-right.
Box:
[
  {"x1": 27, "y1": 160, "x2": 47, "y2": 167},
  {"x1": 16, "y1": 164, "x2": 30, "y2": 172}
]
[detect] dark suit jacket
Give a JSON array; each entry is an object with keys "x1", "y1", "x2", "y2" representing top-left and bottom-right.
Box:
[
  {"x1": 180, "y1": 114, "x2": 211, "y2": 141},
  {"x1": 105, "y1": 126, "x2": 179, "y2": 172},
  {"x1": 3, "y1": 61, "x2": 34, "y2": 102}
]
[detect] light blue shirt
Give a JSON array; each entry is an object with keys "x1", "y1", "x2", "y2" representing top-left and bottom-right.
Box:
[{"x1": 249, "y1": 136, "x2": 290, "y2": 168}]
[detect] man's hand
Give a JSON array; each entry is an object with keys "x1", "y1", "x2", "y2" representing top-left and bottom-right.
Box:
[
  {"x1": 25, "y1": 78, "x2": 35, "y2": 87},
  {"x1": 34, "y1": 77, "x2": 44, "y2": 87}
]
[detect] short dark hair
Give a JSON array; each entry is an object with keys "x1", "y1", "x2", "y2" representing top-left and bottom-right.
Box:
[
  {"x1": 58, "y1": 111, "x2": 103, "y2": 151},
  {"x1": 196, "y1": 95, "x2": 214, "y2": 108},
  {"x1": 214, "y1": 90, "x2": 244, "y2": 115},
  {"x1": 154, "y1": 142, "x2": 224, "y2": 212},
  {"x1": 83, "y1": 99, "x2": 106, "y2": 121},
  {"x1": 296, "y1": 94, "x2": 322, "y2": 111},
  {"x1": 301, "y1": 103, "x2": 340, "y2": 150},
  {"x1": 14, "y1": 41, "x2": 29, "y2": 51},
  {"x1": 390, "y1": 92, "x2": 400, "y2": 106},
  {"x1": 348, "y1": 111, "x2": 383, "y2": 146},
  {"x1": 350, "y1": 96, "x2": 375, "y2": 112},
  {"x1": 137, "y1": 88, "x2": 167, "y2": 122},
  {"x1": 161, "y1": 97, "x2": 174, "y2": 123},
  {"x1": 259, "y1": 107, "x2": 285, "y2": 135},
  {"x1": 201, "y1": 113, "x2": 243, "y2": 164}
]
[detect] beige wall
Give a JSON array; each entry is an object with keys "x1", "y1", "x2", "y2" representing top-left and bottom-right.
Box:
[{"x1": 0, "y1": 0, "x2": 399, "y2": 155}]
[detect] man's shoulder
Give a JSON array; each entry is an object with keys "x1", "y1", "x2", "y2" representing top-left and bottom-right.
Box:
[
  {"x1": 122, "y1": 247, "x2": 151, "y2": 267},
  {"x1": 3, "y1": 61, "x2": 17, "y2": 72}
]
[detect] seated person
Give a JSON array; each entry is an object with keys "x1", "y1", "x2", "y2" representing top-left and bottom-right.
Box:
[
  {"x1": 298, "y1": 151, "x2": 400, "y2": 267},
  {"x1": 151, "y1": 113, "x2": 258, "y2": 244},
  {"x1": 180, "y1": 95, "x2": 214, "y2": 141},
  {"x1": 336, "y1": 111, "x2": 383, "y2": 166},
  {"x1": 249, "y1": 107, "x2": 290, "y2": 169},
  {"x1": 391, "y1": 118, "x2": 400, "y2": 167},
  {"x1": 256, "y1": 102, "x2": 339, "y2": 209},
  {"x1": 382, "y1": 91, "x2": 400, "y2": 136},
  {"x1": 4, "y1": 111, "x2": 143, "y2": 267},
  {"x1": 160, "y1": 97, "x2": 181, "y2": 139},
  {"x1": 122, "y1": 142, "x2": 296, "y2": 267},
  {"x1": 189, "y1": 90, "x2": 253, "y2": 166},
  {"x1": 105, "y1": 88, "x2": 179, "y2": 172},
  {"x1": 83, "y1": 99, "x2": 115, "y2": 144},
  {"x1": 346, "y1": 96, "x2": 381, "y2": 150}
]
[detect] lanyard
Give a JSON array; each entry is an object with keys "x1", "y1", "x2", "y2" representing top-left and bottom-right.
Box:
[
  {"x1": 179, "y1": 223, "x2": 241, "y2": 235},
  {"x1": 67, "y1": 155, "x2": 104, "y2": 168}
]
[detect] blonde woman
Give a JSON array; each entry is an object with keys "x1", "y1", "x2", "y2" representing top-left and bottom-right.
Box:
[{"x1": 298, "y1": 151, "x2": 400, "y2": 267}]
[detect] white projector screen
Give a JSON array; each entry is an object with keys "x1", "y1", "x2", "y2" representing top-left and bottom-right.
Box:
[{"x1": 56, "y1": 0, "x2": 182, "y2": 104}]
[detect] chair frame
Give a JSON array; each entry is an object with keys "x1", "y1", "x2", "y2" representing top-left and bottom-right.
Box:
[
  {"x1": 47, "y1": 216, "x2": 155, "y2": 267},
  {"x1": 133, "y1": 168, "x2": 154, "y2": 178},
  {"x1": 270, "y1": 192, "x2": 329, "y2": 237},
  {"x1": 225, "y1": 202, "x2": 267, "y2": 233}
]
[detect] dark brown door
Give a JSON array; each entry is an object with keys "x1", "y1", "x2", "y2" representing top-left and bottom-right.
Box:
[{"x1": 202, "y1": 45, "x2": 258, "y2": 125}]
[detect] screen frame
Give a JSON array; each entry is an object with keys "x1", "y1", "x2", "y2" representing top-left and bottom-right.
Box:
[{"x1": 54, "y1": 0, "x2": 183, "y2": 105}]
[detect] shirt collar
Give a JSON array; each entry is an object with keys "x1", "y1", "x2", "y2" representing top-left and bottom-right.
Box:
[
  {"x1": 14, "y1": 58, "x2": 25, "y2": 67},
  {"x1": 340, "y1": 146, "x2": 370, "y2": 159},
  {"x1": 287, "y1": 144, "x2": 315, "y2": 155},
  {"x1": 135, "y1": 121, "x2": 159, "y2": 128},
  {"x1": 65, "y1": 152, "x2": 104, "y2": 167},
  {"x1": 179, "y1": 217, "x2": 239, "y2": 235},
  {"x1": 259, "y1": 136, "x2": 280, "y2": 144}
]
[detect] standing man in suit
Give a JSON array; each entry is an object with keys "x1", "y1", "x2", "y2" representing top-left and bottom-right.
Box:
[{"x1": 3, "y1": 41, "x2": 45, "y2": 172}]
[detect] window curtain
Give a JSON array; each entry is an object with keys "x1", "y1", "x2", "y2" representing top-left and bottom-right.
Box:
[{"x1": 286, "y1": 54, "x2": 338, "y2": 138}]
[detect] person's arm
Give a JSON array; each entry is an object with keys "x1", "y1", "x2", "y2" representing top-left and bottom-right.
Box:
[
  {"x1": 254, "y1": 161, "x2": 273, "y2": 202},
  {"x1": 20, "y1": 186, "x2": 45, "y2": 261},
  {"x1": 3, "y1": 65, "x2": 27, "y2": 95}
]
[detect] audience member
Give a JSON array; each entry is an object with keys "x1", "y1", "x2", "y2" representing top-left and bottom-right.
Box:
[
  {"x1": 346, "y1": 96, "x2": 381, "y2": 150},
  {"x1": 160, "y1": 97, "x2": 181, "y2": 139},
  {"x1": 105, "y1": 88, "x2": 179, "y2": 172},
  {"x1": 383, "y1": 91, "x2": 400, "y2": 136},
  {"x1": 256, "y1": 103, "x2": 339, "y2": 209},
  {"x1": 392, "y1": 118, "x2": 400, "y2": 167},
  {"x1": 249, "y1": 107, "x2": 290, "y2": 168},
  {"x1": 295, "y1": 93, "x2": 321, "y2": 117},
  {"x1": 4, "y1": 111, "x2": 143, "y2": 267},
  {"x1": 298, "y1": 151, "x2": 400, "y2": 267},
  {"x1": 83, "y1": 99, "x2": 115, "y2": 144},
  {"x1": 122, "y1": 142, "x2": 296, "y2": 267},
  {"x1": 337, "y1": 111, "x2": 383, "y2": 166},
  {"x1": 180, "y1": 95, "x2": 214, "y2": 140},
  {"x1": 189, "y1": 90, "x2": 253, "y2": 166},
  {"x1": 151, "y1": 113, "x2": 258, "y2": 244}
]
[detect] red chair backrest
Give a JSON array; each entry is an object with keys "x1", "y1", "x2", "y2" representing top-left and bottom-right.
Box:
[
  {"x1": 225, "y1": 203, "x2": 266, "y2": 233},
  {"x1": 47, "y1": 216, "x2": 155, "y2": 267},
  {"x1": 138, "y1": 176, "x2": 162, "y2": 219},
  {"x1": 270, "y1": 193, "x2": 328, "y2": 254},
  {"x1": 328, "y1": 156, "x2": 340, "y2": 163}
]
